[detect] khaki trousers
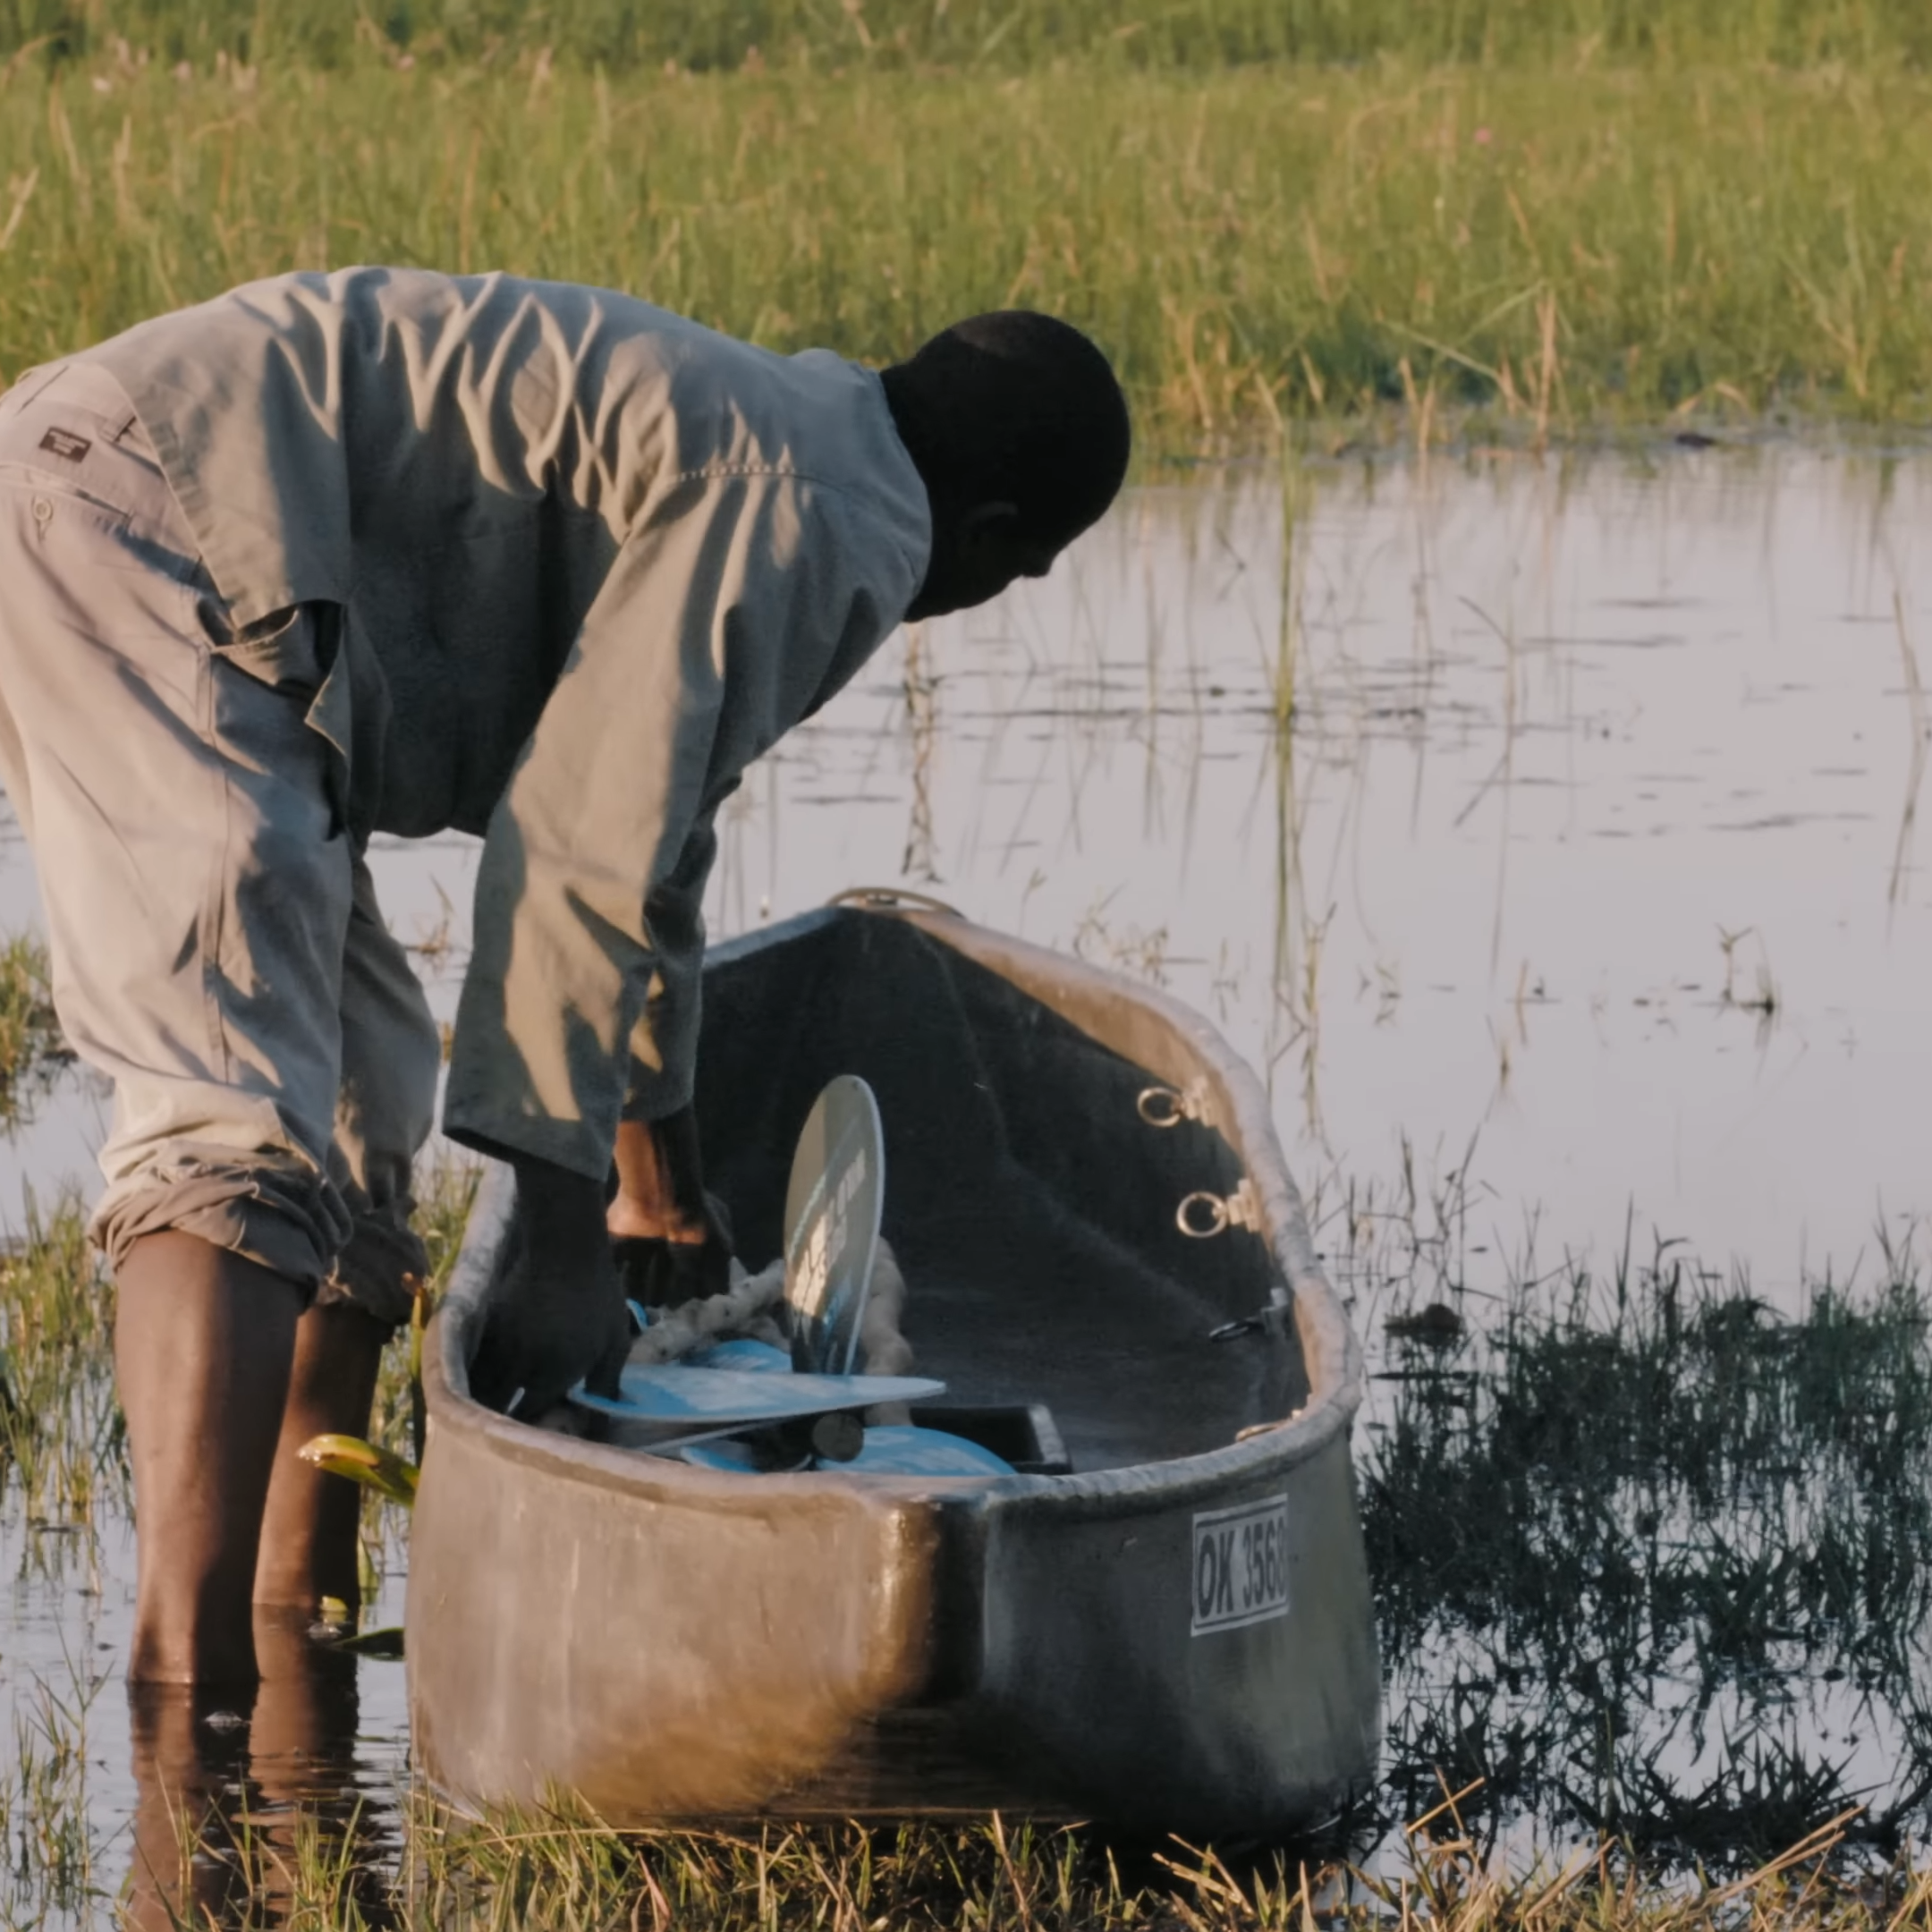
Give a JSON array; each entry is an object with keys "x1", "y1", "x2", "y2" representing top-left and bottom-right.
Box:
[{"x1": 0, "y1": 360, "x2": 439, "y2": 1326}]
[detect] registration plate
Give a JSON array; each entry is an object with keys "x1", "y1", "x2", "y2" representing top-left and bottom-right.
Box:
[{"x1": 1191, "y1": 1496, "x2": 1291, "y2": 1635}]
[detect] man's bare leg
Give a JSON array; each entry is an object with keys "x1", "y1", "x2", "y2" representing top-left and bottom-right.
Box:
[
  {"x1": 253, "y1": 1301, "x2": 389, "y2": 1614},
  {"x1": 115, "y1": 1233, "x2": 301, "y2": 1687}
]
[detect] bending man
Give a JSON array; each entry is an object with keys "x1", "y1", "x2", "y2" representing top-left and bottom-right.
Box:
[{"x1": 0, "y1": 268, "x2": 1131, "y2": 1684}]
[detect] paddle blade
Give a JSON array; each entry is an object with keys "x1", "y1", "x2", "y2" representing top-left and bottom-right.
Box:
[{"x1": 783, "y1": 1074, "x2": 886, "y2": 1374}]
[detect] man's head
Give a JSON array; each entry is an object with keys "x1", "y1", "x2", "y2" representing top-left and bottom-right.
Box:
[{"x1": 880, "y1": 311, "x2": 1131, "y2": 621}]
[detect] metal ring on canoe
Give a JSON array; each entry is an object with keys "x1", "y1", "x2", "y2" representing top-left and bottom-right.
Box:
[
  {"x1": 828, "y1": 886, "x2": 965, "y2": 919},
  {"x1": 1138, "y1": 1076, "x2": 1217, "y2": 1130},
  {"x1": 1178, "y1": 1177, "x2": 1263, "y2": 1239},
  {"x1": 1178, "y1": 1191, "x2": 1230, "y2": 1236},
  {"x1": 1139, "y1": 1085, "x2": 1186, "y2": 1128}
]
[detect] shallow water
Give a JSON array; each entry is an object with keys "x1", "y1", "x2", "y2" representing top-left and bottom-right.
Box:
[
  {"x1": 750, "y1": 445, "x2": 1932, "y2": 1300},
  {"x1": 4, "y1": 442, "x2": 1932, "y2": 1914}
]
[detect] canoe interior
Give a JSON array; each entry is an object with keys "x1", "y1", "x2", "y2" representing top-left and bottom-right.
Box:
[{"x1": 691, "y1": 911, "x2": 1309, "y2": 1474}]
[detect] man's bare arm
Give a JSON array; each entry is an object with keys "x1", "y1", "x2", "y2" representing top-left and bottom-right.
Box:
[
  {"x1": 610, "y1": 1108, "x2": 733, "y2": 1306},
  {"x1": 610, "y1": 1113, "x2": 708, "y2": 1243}
]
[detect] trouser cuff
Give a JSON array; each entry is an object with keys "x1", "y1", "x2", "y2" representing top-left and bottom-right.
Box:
[{"x1": 91, "y1": 1158, "x2": 351, "y2": 1302}]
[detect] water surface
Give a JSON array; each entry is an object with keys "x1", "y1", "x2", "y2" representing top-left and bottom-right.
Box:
[{"x1": 4, "y1": 443, "x2": 1932, "y2": 1915}]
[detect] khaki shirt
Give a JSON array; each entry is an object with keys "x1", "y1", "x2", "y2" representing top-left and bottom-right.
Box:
[{"x1": 80, "y1": 268, "x2": 930, "y2": 1178}]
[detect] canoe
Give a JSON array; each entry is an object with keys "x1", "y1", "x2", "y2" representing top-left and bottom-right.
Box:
[{"x1": 407, "y1": 900, "x2": 1380, "y2": 1837}]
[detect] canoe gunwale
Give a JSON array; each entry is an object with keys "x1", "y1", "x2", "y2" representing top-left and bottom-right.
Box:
[{"x1": 428, "y1": 903, "x2": 1365, "y2": 1510}]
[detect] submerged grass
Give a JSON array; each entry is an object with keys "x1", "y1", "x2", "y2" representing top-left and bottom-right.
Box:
[
  {"x1": 1356, "y1": 1217, "x2": 1932, "y2": 1863},
  {"x1": 0, "y1": 1148, "x2": 474, "y2": 1561},
  {"x1": 3, "y1": 1046, "x2": 1927, "y2": 1912},
  {"x1": 4, "y1": 55, "x2": 1932, "y2": 440},
  {"x1": 356, "y1": 1153, "x2": 476, "y2": 1586}
]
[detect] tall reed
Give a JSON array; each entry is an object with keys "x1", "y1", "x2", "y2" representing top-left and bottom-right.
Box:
[
  {"x1": 3, "y1": 58, "x2": 1932, "y2": 442},
  {"x1": 0, "y1": 934, "x2": 70, "y2": 1126},
  {"x1": 0, "y1": 1190, "x2": 121, "y2": 1534}
]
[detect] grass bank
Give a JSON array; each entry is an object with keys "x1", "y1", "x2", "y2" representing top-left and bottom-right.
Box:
[
  {"x1": 13, "y1": 0, "x2": 1932, "y2": 73},
  {"x1": 95, "y1": 1801, "x2": 1932, "y2": 1931},
  {"x1": 4, "y1": 56, "x2": 1932, "y2": 443}
]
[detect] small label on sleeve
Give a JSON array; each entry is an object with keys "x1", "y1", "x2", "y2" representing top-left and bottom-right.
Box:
[{"x1": 38, "y1": 427, "x2": 91, "y2": 462}]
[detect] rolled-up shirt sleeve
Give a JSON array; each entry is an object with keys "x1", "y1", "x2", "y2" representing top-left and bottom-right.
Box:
[{"x1": 442, "y1": 466, "x2": 920, "y2": 1177}]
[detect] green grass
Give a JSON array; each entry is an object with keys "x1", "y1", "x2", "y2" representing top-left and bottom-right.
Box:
[
  {"x1": 0, "y1": 936, "x2": 71, "y2": 1128},
  {"x1": 14, "y1": 0, "x2": 1932, "y2": 73},
  {"x1": 357, "y1": 1152, "x2": 475, "y2": 1584},
  {"x1": 4, "y1": 55, "x2": 1932, "y2": 443},
  {"x1": 0, "y1": 1144, "x2": 469, "y2": 1599},
  {"x1": 194, "y1": 1805, "x2": 1932, "y2": 1928},
  {"x1": 0, "y1": 1189, "x2": 123, "y2": 1535},
  {"x1": 12, "y1": 1140, "x2": 1932, "y2": 1894},
  {"x1": 55, "y1": 1785, "x2": 1932, "y2": 1929}
]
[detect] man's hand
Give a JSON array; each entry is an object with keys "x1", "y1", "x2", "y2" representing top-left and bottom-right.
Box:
[
  {"x1": 610, "y1": 1110, "x2": 733, "y2": 1308},
  {"x1": 612, "y1": 1196, "x2": 734, "y2": 1310},
  {"x1": 469, "y1": 1157, "x2": 631, "y2": 1417}
]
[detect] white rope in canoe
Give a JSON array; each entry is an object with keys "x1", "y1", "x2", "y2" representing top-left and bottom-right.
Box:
[{"x1": 623, "y1": 1236, "x2": 916, "y2": 1420}]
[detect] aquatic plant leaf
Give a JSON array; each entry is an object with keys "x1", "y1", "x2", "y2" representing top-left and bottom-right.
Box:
[{"x1": 298, "y1": 1432, "x2": 419, "y2": 1507}]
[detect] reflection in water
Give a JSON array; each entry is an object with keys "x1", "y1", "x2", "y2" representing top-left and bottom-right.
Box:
[
  {"x1": 1353, "y1": 1213, "x2": 1932, "y2": 1862},
  {"x1": 124, "y1": 1612, "x2": 394, "y2": 1929},
  {"x1": 708, "y1": 447, "x2": 1932, "y2": 1300},
  {"x1": 1887, "y1": 594, "x2": 1929, "y2": 915}
]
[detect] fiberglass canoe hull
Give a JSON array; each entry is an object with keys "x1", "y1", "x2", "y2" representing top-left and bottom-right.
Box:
[{"x1": 407, "y1": 904, "x2": 1380, "y2": 1836}]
